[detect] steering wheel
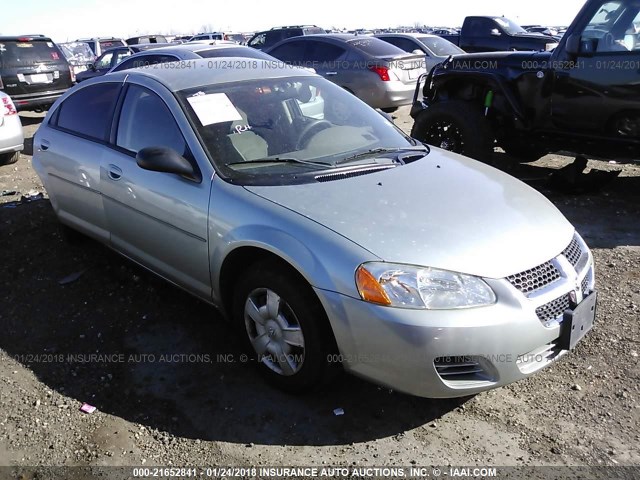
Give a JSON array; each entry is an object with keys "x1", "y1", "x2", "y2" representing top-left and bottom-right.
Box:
[{"x1": 295, "y1": 119, "x2": 332, "y2": 150}]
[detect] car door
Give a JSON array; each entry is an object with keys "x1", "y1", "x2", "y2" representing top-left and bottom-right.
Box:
[
  {"x1": 99, "y1": 81, "x2": 212, "y2": 298},
  {"x1": 551, "y1": 0, "x2": 640, "y2": 135},
  {"x1": 35, "y1": 82, "x2": 121, "y2": 241}
]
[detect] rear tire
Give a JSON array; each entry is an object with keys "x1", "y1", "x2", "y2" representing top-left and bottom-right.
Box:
[
  {"x1": 411, "y1": 100, "x2": 494, "y2": 162},
  {"x1": 232, "y1": 259, "x2": 338, "y2": 393},
  {"x1": 0, "y1": 151, "x2": 20, "y2": 166}
]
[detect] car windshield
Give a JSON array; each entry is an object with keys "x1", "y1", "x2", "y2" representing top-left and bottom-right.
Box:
[
  {"x1": 0, "y1": 40, "x2": 66, "y2": 67},
  {"x1": 493, "y1": 17, "x2": 528, "y2": 35},
  {"x1": 417, "y1": 36, "x2": 465, "y2": 56},
  {"x1": 179, "y1": 75, "x2": 418, "y2": 185},
  {"x1": 59, "y1": 42, "x2": 95, "y2": 64}
]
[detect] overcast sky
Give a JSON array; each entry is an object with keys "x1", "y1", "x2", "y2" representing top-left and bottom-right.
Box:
[{"x1": 4, "y1": 0, "x2": 588, "y2": 42}]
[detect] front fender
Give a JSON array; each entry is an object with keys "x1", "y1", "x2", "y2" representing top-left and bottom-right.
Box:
[{"x1": 208, "y1": 179, "x2": 378, "y2": 304}]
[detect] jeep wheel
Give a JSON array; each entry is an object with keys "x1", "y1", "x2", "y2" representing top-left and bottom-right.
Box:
[
  {"x1": 232, "y1": 259, "x2": 338, "y2": 393},
  {"x1": 411, "y1": 100, "x2": 494, "y2": 162}
]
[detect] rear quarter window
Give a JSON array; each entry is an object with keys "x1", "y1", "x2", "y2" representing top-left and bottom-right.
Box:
[{"x1": 54, "y1": 83, "x2": 121, "y2": 141}]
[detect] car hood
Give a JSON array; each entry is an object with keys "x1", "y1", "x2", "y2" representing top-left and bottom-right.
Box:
[{"x1": 244, "y1": 149, "x2": 574, "y2": 279}]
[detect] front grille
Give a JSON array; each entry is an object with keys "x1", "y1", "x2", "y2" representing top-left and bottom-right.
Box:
[
  {"x1": 581, "y1": 273, "x2": 591, "y2": 295},
  {"x1": 507, "y1": 261, "x2": 561, "y2": 295},
  {"x1": 562, "y1": 237, "x2": 582, "y2": 266},
  {"x1": 434, "y1": 356, "x2": 495, "y2": 384},
  {"x1": 536, "y1": 294, "x2": 571, "y2": 324},
  {"x1": 517, "y1": 342, "x2": 563, "y2": 374}
]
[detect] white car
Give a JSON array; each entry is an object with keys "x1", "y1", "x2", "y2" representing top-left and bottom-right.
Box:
[{"x1": 0, "y1": 92, "x2": 23, "y2": 165}]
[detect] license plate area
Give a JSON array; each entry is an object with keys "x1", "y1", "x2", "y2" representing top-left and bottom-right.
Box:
[
  {"x1": 30, "y1": 73, "x2": 50, "y2": 83},
  {"x1": 559, "y1": 292, "x2": 597, "y2": 350}
]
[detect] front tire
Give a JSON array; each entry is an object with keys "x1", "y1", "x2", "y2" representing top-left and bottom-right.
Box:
[
  {"x1": 411, "y1": 100, "x2": 494, "y2": 162},
  {"x1": 0, "y1": 151, "x2": 20, "y2": 166},
  {"x1": 232, "y1": 260, "x2": 337, "y2": 393}
]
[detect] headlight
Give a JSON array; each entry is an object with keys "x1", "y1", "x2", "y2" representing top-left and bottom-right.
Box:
[
  {"x1": 545, "y1": 43, "x2": 558, "y2": 51},
  {"x1": 355, "y1": 262, "x2": 496, "y2": 310}
]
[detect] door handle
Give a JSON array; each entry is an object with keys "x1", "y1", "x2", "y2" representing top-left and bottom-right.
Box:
[
  {"x1": 325, "y1": 72, "x2": 338, "y2": 76},
  {"x1": 40, "y1": 139, "x2": 50, "y2": 151},
  {"x1": 108, "y1": 164, "x2": 123, "y2": 181}
]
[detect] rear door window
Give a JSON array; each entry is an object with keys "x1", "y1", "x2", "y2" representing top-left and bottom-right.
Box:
[
  {"x1": 305, "y1": 41, "x2": 346, "y2": 62},
  {"x1": 54, "y1": 83, "x2": 121, "y2": 141},
  {"x1": 268, "y1": 40, "x2": 307, "y2": 63}
]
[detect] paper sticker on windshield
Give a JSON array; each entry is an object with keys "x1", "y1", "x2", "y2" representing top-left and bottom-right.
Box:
[{"x1": 187, "y1": 93, "x2": 242, "y2": 126}]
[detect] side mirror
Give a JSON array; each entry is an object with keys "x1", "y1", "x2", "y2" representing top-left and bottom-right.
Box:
[
  {"x1": 89, "y1": 63, "x2": 96, "y2": 71},
  {"x1": 136, "y1": 146, "x2": 201, "y2": 182},
  {"x1": 412, "y1": 49, "x2": 424, "y2": 55},
  {"x1": 565, "y1": 34, "x2": 581, "y2": 55},
  {"x1": 491, "y1": 29, "x2": 502, "y2": 37}
]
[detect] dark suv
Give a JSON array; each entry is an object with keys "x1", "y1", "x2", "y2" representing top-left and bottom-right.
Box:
[
  {"x1": 247, "y1": 25, "x2": 326, "y2": 51},
  {"x1": 410, "y1": 0, "x2": 640, "y2": 163},
  {"x1": 0, "y1": 36, "x2": 73, "y2": 111}
]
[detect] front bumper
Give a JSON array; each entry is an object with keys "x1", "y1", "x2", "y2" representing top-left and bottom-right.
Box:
[{"x1": 315, "y1": 236, "x2": 595, "y2": 398}]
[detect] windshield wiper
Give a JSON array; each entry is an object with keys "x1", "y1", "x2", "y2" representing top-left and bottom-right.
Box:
[
  {"x1": 336, "y1": 147, "x2": 429, "y2": 166},
  {"x1": 226, "y1": 157, "x2": 332, "y2": 169}
]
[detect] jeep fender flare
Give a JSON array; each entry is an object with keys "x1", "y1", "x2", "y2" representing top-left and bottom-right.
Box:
[{"x1": 424, "y1": 71, "x2": 527, "y2": 126}]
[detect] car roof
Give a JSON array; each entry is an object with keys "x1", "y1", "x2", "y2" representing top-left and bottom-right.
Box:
[
  {"x1": 376, "y1": 32, "x2": 437, "y2": 39},
  {"x1": 0, "y1": 35, "x2": 53, "y2": 41},
  {"x1": 76, "y1": 37, "x2": 123, "y2": 41},
  {"x1": 152, "y1": 42, "x2": 251, "y2": 53},
  {"x1": 101, "y1": 57, "x2": 314, "y2": 92}
]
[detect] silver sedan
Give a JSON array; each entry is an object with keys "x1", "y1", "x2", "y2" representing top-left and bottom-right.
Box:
[
  {"x1": 0, "y1": 92, "x2": 23, "y2": 165},
  {"x1": 32, "y1": 59, "x2": 596, "y2": 398}
]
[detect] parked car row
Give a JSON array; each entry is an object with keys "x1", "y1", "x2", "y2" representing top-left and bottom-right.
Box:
[{"x1": 8, "y1": 17, "x2": 542, "y2": 115}]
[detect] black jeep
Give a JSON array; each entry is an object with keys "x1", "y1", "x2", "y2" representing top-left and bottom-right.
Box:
[{"x1": 410, "y1": 0, "x2": 640, "y2": 163}]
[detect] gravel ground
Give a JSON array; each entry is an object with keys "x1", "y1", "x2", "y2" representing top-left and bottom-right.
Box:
[{"x1": 0, "y1": 108, "x2": 639, "y2": 471}]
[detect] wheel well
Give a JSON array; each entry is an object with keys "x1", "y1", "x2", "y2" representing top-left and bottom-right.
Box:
[{"x1": 219, "y1": 247, "x2": 310, "y2": 317}]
